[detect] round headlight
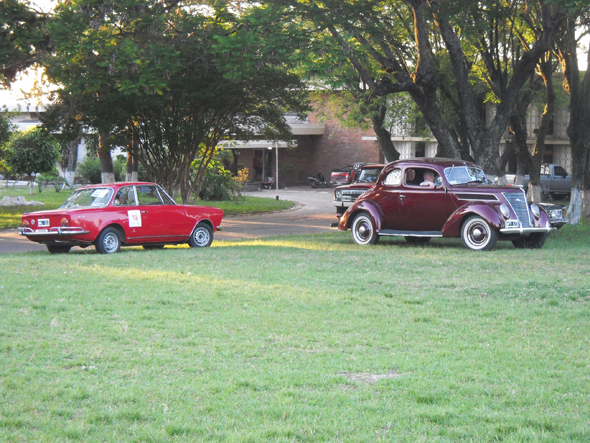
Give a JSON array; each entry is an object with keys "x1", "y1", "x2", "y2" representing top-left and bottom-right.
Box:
[
  {"x1": 531, "y1": 203, "x2": 541, "y2": 219},
  {"x1": 335, "y1": 190, "x2": 342, "y2": 199},
  {"x1": 550, "y1": 209, "x2": 562, "y2": 220},
  {"x1": 500, "y1": 204, "x2": 510, "y2": 219}
]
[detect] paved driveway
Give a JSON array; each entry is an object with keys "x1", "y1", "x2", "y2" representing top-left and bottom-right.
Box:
[{"x1": 0, "y1": 187, "x2": 339, "y2": 253}]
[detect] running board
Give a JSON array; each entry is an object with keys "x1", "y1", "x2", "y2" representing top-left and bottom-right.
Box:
[{"x1": 379, "y1": 230, "x2": 443, "y2": 237}]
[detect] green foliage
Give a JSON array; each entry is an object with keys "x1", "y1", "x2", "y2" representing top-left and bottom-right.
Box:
[
  {"x1": 196, "y1": 156, "x2": 242, "y2": 202},
  {"x1": 45, "y1": 0, "x2": 309, "y2": 203},
  {"x1": 35, "y1": 169, "x2": 72, "y2": 193},
  {"x1": 76, "y1": 156, "x2": 101, "y2": 184},
  {"x1": 0, "y1": 114, "x2": 16, "y2": 175},
  {"x1": 6, "y1": 127, "x2": 60, "y2": 178},
  {"x1": 77, "y1": 154, "x2": 127, "y2": 184},
  {"x1": 0, "y1": 0, "x2": 49, "y2": 86}
]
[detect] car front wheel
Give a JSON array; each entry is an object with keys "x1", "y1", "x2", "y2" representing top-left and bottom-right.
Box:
[
  {"x1": 351, "y1": 212, "x2": 379, "y2": 245},
  {"x1": 95, "y1": 227, "x2": 122, "y2": 254},
  {"x1": 189, "y1": 223, "x2": 213, "y2": 248},
  {"x1": 461, "y1": 216, "x2": 498, "y2": 251}
]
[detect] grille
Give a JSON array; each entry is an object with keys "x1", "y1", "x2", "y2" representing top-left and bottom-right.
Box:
[
  {"x1": 342, "y1": 190, "x2": 366, "y2": 197},
  {"x1": 455, "y1": 193, "x2": 498, "y2": 201},
  {"x1": 503, "y1": 192, "x2": 532, "y2": 228},
  {"x1": 340, "y1": 189, "x2": 366, "y2": 202}
]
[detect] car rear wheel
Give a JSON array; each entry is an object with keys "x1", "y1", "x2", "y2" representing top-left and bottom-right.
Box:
[
  {"x1": 95, "y1": 227, "x2": 122, "y2": 254},
  {"x1": 405, "y1": 236, "x2": 431, "y2": 245},
  {"x1": 461, "y1": 216, "x2": 498, "y2": 251},
  {"x1": 46, "y1": 244, "x2": 71, "y2": 254},
  {"x1": 188, "y1": 223, "x2": 213, "y2": 248},
  {"x1": 351, "y1": 212, "x2": 379, "y2": 245},
  {"x1": 512, "y1": 232, "x2": 549, "y2": 249}
]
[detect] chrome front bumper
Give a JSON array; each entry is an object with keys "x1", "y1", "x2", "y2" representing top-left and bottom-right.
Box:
[
  {"x1": 500, "y1": 226, "x2": 554, "y2": 235},
  {"x1": 20, "y1": 227, "x2": 90, "y2": 237}
]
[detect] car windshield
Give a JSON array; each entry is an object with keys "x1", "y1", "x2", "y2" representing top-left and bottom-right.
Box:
[
  {"x1": 356, "y1": 168, "x2": 383, "y2": 183},
  {"x1": 60, "y1": 188, "x2": 114, "y2": 209},
  {"x1": 444, "y1": 166, "x2": 488, "y2": 185}
]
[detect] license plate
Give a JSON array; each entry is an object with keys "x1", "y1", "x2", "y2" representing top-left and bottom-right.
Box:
[
  {"x1": 506, "y1": 220, "x2": 520, "y2": 228},
  {"x1": 38, "y1": 219, "x2": 50, "y2": 227}
]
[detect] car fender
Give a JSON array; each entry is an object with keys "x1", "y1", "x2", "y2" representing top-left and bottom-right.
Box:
[
  {"x1": 338, "y1": 199, "x2": 385, "y2": 232},
  {"x1": 441, "y1": 202, "x2": 503, "y2": 237}
]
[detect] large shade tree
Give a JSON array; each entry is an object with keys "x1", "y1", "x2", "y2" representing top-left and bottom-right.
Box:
[
  {"x1": 0, "y1": 0, "x2": 50, "y2": 87},
  {"x1": 44, "y1": 0, "x2": 308, "y2": 200},
  {"x1": 249, "y1": 0, "x2": 566, "y2": 179},
  {"x1": 552, "y1": 0, "x2": 590, "y2": 223}
]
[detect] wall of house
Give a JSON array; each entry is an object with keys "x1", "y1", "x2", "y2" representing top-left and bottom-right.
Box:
[{"x1": 280, "y1": 113, "x2": 380, "y2": 185}]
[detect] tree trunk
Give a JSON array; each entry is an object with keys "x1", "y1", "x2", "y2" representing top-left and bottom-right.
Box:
[
  {"x1": 65, "y1": 137, "x2": 79, "y2": 186},
  {"x1": 555, "y1": 20, "x2": 590, "y2": 224},
  {"x1": 126, "y1": 135, "x2": 139, "y2": 182},
  {"x1": 371, "y1": 104, "x2": 399, "y2": 163},
  {"x1": 98, "y1": 131, "x2": 115, "y2": 184},
  {"x1": 526, "y1": 54, "x2": 555, "y2": 203}
]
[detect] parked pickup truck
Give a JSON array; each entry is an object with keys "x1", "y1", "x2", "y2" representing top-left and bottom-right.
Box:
[{"x1": 504, "y1": 163, "x2": 571, "y2": 200}]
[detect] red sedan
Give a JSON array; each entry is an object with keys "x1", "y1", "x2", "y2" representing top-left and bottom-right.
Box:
[{"x1": 20, "y1": 182, "x2": 223, "y2": 254}]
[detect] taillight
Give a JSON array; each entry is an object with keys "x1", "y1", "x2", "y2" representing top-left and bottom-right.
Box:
[
  {"x1": 22, "y1": 220, "x2": 29, "y2": 227},
  {"x1": 61, "y1": 218, "x2": 69, "y2": 227}
]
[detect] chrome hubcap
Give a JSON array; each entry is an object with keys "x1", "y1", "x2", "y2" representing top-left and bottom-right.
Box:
[
  {"x1": 193, "y1": 227, "x2": 210, "y2": 246},
  {"x1": 472, "y1": 228, "x2": 483, "y2": 241},
  {"x1": 103, "y1": 233, "x2": 118, "y2": 253}
]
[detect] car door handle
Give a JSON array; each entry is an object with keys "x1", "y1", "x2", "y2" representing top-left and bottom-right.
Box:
[
  {"x1": 141, "y1": 211, "x2": 148, "y2": 214},
  {"x1": 399, "y1": 194, "x2": 407, "y2": 199}
]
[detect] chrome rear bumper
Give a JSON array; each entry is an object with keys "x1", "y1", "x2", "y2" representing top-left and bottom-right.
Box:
[{"x1": 20, "y1": 227, "x2": 90, "y2": 236}]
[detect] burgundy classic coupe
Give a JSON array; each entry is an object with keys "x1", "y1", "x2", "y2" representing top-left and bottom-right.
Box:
[
  {"x1": 338, "y1": 158, "x2": 554, "y2": 251},
  {"x1": 20, "y1": 182, "x2": 223, "y2": 254}
]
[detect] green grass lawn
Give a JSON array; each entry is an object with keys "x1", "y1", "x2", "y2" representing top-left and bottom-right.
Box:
[
  {"x1": 1, "y1": 225, "x2": 589, "y2": 441},
  {"x1": 0, "y1": 187, "x2": 295, "y2": 229}
]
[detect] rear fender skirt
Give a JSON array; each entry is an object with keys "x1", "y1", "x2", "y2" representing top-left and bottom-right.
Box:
[
  {"x1": 338, "y1": 200, "x2": 385, "y2": 232},
  {"x1": 441, "y1": 202, "x2": 503, "y2": 237}
]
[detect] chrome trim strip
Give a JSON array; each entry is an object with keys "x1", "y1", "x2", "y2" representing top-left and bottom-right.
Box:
[
  {"x1": 454, "y1": 193, "x2": 499, "y2": 201},
  {"x1": 20, "y1": 227, "x2": 90, "y2": 236},
  {"x1": 500, "y1": 227, "x2": 554, "y2": 234},
  {"x1": 379, "y1": 229, "x2": 443, "y2": 237}
]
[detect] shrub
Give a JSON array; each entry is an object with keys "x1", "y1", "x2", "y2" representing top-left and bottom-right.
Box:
[
  {"x1": 6, "y1": 127, "x2": 60, "y2": 179},
  {"x1": 77, "y1": 157, "x2": 101, "y2": 184}
]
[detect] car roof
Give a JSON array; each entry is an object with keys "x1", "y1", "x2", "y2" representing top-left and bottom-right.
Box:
[
  {"x1": 360, "y1": 163, "x2": 386, "y2": 169},
  {"x1": 387, "y1": 158, "x2": 476, "y2": 169},
  {"x1": 78, "y1": 182, "x2": 157, "y2": 190}
]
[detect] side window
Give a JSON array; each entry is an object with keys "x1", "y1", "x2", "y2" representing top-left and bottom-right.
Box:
[
  {"x1": 554, "y1": 166, "x2": 567, "y2": 177},
  {"x1": 113, "y1": 186, "x2": 135, "y2": 206},
  {"x1": 156, "y1": 186, "x2": 175, "y2": 205},
  {"x1": 406, "y1": 168, "x2": 440, "y2": 186},
  {"x1": 137, "y1": 186, "x2": 163, "y2": 205},
  {"x1": 384, "y1": 169, "x2": 402, "y2": 186}
]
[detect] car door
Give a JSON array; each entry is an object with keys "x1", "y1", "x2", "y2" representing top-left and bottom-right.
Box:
[
  {"x1": 386, "y1": 168, "x2": 451, "y2": 232},
  {"x1": 133, "y1": 185, "x2": 187, "y2": 242},
  {"x1": 371, "y1": 168, "x2": 404, "y2": 230}
]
